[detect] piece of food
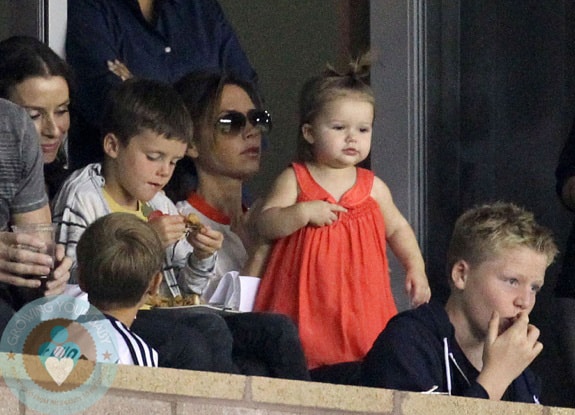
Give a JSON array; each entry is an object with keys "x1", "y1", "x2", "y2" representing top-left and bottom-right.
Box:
[
  {"x1": 184, "y1": 213, "x2": 204, "y2": 232},
  {"x1": 146, "y1": 294, "x2": 201, "y2": 307}
]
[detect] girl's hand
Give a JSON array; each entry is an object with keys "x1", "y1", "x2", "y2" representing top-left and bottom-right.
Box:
[
  {"x1": 148, "y1": 213, "x2": 187, "y2": 248},
  {"x1": 187, "y1": 225, "x2": 223, "y2": 260},
  {"x1": 302, "y1": 200, "x2": 347, "y2": 227},
  {"x1": 405, "y1": 270, "x2": 431, "y2": 307}
]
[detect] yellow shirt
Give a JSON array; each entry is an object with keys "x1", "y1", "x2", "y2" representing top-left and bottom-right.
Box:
[{"x1": 102, "y1": 188, "x2": 148, "y2": 221}]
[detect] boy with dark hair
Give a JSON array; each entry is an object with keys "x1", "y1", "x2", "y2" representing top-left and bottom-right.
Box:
[
  {"x1": 360, "y1": 202, "x2": 558, "y2": 403},
  {"x1": 52, "y1": 78, "x2": 222, "y2": 296},
  {"x1": 77, "y1": 213, "x2": 163, "y2": 366},
  {"x1": 52, "y1": 78, "x2": 229, "y2": 372}
]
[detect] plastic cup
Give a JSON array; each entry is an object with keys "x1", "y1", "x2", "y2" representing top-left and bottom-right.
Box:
[{"x1": 11, "y1": 223, "x2": 57, "y2": 280}]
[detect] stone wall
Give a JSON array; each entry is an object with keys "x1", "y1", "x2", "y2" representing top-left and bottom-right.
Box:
[{"x1": 1, "y1": 357, "x2": 574, "y2": 415}]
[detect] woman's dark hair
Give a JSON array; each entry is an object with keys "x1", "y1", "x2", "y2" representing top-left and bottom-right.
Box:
[
  {"x1": 0, "y1": 35, "x2": 75, "y2": 99},
  {"x1": 174, "y1": 70, "x2": 261, "y2": 135},
  {"x1": 165, "y1": 71, "x2": 261, "y2": 202}
]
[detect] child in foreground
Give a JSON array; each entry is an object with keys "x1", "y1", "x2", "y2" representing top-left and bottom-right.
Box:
[
  {"x1": 77, "y1": 213, "x2": 162, "y2": 367},
  {"x1": 360, "y1": 202, "x2": 558, "y2": 403},
  {"x1": 254, "y1": 56, "x2": 430, "y2": 369}
]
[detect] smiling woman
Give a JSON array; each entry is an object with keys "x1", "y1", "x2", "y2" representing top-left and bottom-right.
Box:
[{"x1": 0, "y1": 35, "x2": 74, "y2": 200}]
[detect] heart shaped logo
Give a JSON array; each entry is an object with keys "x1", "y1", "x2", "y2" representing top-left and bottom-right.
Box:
[{"x1": 44, "y1": 357, "x2": 74, "y2": 386}]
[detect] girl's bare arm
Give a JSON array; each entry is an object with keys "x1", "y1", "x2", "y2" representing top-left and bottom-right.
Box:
[{"x1": 372, "y1": 177, "x2": 430, "y2": 306}]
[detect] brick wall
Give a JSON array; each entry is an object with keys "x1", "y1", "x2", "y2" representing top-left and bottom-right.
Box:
[{"x1": 0, "y1": 355, "x2": 573, "y2": 415}]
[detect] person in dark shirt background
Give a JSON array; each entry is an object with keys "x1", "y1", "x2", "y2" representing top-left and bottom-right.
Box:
[{"x1": 66, "y1": 0, "x2": 257, "y2": 170}]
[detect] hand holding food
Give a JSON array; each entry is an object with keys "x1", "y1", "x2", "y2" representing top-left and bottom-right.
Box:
[
  {"x1": 183, "y1": 212, "x2": 205, "y2": 234},
  {"x1": 186, "y1": 224, "x2": 223, "y2": 260},
  {"x1": 146, "y1": 210, "x2": 188, "y2": 248}
]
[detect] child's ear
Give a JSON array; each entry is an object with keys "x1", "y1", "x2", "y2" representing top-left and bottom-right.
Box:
[
  {"x1": 302, "y1": 123, "x2": 315, "y2": 144},
  {"x1": 103, "y1": 133, "x2": 121, "y2": 158},
  {"x1": 147, "y1": 272, "x2": 163, "y2": 296},
  {"x1": 450, "y1": 259, "x2": 469, "y2": 290}
]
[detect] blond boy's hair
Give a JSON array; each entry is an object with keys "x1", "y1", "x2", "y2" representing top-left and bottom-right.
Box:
[{"x1": 447, "y1": 202, "x2": 558, "y2": 273}]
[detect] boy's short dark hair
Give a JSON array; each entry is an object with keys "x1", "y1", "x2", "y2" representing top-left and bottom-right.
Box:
[
  {"x1": 77, "y1": 213, "x2": 164, "y2": 310},
  {"x1": 447, "y1": 202, "x2": 558, "y2": 274},
  {"x1": 100, "y1": 78, "x2": 194, "y2": 147}
]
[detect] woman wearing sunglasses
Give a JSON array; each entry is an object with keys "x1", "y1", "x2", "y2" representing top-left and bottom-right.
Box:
[
  {"x1": 167, "y1": 71, "x2": 272, "y2": 290},
  {"x1": 164, "y1": 71, "x2": 310, "y2": 380}
]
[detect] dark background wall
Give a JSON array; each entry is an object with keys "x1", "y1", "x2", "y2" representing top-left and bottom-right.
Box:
[{"x1": 425, "y1": 1, "x2": 575, "y2": 406}]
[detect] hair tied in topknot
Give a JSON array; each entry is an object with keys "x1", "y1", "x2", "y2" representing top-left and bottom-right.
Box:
[{"x1": 323, "y1": 52, "x2": 371, "y2": 84}]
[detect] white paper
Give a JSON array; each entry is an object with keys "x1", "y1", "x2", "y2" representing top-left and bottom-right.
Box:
[{"x1": 208, "y1": 272, "x2": 260, "y2": 311}]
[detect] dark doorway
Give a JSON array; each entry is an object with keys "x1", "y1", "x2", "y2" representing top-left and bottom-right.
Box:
[{"x1": 426, "y1": 0, "x2": 575, "y2": 407}]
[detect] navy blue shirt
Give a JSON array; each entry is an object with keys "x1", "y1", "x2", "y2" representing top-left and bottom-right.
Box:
[
  {"x1": 66, "y1": 0, "x2": 257, "y2": 167},
  {"x1": 360, "y1": 302, "x2": 541, "y2": 403}
]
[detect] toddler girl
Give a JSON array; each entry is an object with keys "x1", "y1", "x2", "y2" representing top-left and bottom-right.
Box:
[{"x1": 254, "y1": 56, "x2": 430, "y2": 369}]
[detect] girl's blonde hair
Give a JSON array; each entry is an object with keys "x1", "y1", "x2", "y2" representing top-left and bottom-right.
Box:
[{"x1": 296, "y1": 53, "x2": 374, "y2": 162}]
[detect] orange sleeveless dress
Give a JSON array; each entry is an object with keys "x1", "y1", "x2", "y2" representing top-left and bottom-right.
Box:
[{"x1": 254, "y1": 163, "x2": 398, "y2": 368}]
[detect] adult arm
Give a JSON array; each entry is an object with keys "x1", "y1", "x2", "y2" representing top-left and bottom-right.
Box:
[
  {"x1": 0, "y1": 103, "x2": 57, "y2": 289},
  {"x1": 0, "y1": 206, "x2": 71, "y2": 294},
  {"x1": 66, "y1": 0, "x2": 124, "y2": 126}
]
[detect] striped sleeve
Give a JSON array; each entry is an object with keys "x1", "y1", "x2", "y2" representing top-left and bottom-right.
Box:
[{"x1": 107, "y1": 316, "x2": 158, "y2": 367}]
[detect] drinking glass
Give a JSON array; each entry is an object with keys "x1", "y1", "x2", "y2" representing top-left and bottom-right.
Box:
[{"x1": 11, "y1": 223, "x2": 57, "y2": 281}]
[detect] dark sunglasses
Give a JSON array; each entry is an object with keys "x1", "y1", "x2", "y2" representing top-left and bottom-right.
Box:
[{"x1": 215, "y1": 109, "x2": 272, "y2": 136}]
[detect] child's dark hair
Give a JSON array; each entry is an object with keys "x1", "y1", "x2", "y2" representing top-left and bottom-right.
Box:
[
  {"x1": 165, "y1": 70, "x2": 261, "y2": 201},
  {"x1": 0, "y1": 35, "x2": 75, "y2": 99},
  {"x1": 101, "y1": 78, "x2": 194, "y2": 147},
  {"x1": 77, "y1": 213, "x2": 164, "y2": 311},
  {"x1": 296, "y1": 54, "x2": 374, "y2": 162}
]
